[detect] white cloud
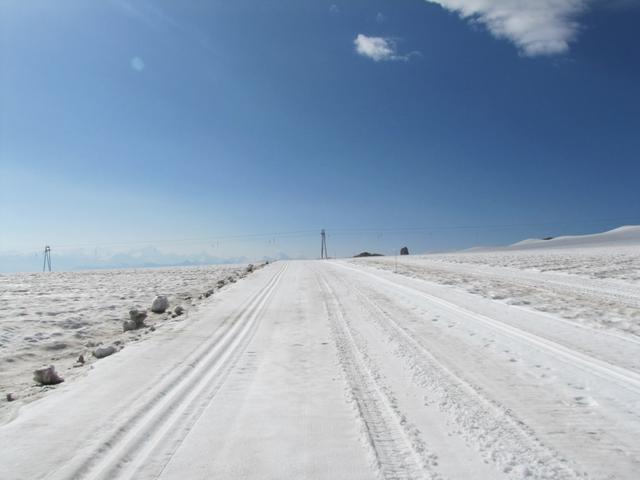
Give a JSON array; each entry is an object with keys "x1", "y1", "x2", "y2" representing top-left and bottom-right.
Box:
[
  {"x1": 354, "y1": 34, "x2": 416, "y2": 62},
  {"x1": 424, "y1": 0, "x2": 592, "y2": 56}
]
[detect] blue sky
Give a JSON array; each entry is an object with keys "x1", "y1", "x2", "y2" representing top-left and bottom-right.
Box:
[{"x1": 1, "y1": 0, "x2": 639, "y2": 270}]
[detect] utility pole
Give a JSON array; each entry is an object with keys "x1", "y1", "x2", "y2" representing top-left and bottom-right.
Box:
[
  {"x1": 43, "y1": 246, "x2": 52, "y2": 272},
  {"x1": 320, "y1": 229, "x2": 328, "y2": 259}
]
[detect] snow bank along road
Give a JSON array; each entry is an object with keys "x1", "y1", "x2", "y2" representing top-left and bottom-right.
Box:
[{"x1": 1, "y1": 260, "x2": 639, "y2": 479}]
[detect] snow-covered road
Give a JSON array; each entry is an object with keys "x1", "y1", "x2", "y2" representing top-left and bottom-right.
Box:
[{"x1": 1, "y1": 258, "x2": 639, "y2": 479}]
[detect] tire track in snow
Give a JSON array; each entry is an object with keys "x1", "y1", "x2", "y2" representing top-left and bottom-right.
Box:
[
  {"x1": 50, "y1": 264, "x2": 287, "y2": 480},
  {"x1": 334, "y1": 262, "x2": 640, "y2": 396},
  {"x1": 316, "y1": 270, "x2": 439, "y2": 480},
  {"x1": 330, "y1": 268, "x2": 584, "y2": 480}
]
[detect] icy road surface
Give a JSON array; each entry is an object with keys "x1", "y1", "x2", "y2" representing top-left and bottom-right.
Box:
[{"x1": 1, "y1": 256, "x2": 639, "y2": 479}]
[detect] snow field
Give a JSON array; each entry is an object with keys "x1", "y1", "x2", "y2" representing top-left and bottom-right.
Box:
[
  {"x1": 1, "y1": 227, "x2": 639, "y2": 479},
  {"x1": 0, "y1": 264, "x2": 250, "y2": 423}
]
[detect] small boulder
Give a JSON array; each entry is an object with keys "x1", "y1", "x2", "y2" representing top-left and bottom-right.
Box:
[
  {"x1": 400, "y1": 246, "x2": 409, "y2": 256},
  {"x1": 123, "y1": 319, "x2": 137, "y2": 332},
  {"x1": 125, "y1": 308, "x2": 147, "y2": 331},
  {"x1": 151, "y1": 296, "x2": 169, "y2": 313},
  {"x1": 6, "y1": 393, "x2": 15, "y2": 402},
  {"x1": 73, "y1": 354, "x2": 85, "y2": 368},
  {"x1": 34, "y1": 365, "x2": 64, "y2": 385},
  {"x1": 174, "y1": 305, "x2": 185, "y2": 316},
  {"x1": 93, "y1": 345, "x2": 116, "y2": 359},
  {"x1": 246, "y1": 264, "x2": 254, "y2": 273},
  {"x1": 130, "y1": 308, "x2": 147, "y2": 324}
]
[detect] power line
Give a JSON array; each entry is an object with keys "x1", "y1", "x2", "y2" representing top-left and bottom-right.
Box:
[
  {"x1": 12, "y1": 215, "x2": 639, "y2": 253},
  {"x1": 20, "y1": 230, "x2": 320, "y2": 252},
  {"x1": 329, "y1": 216, "x2": 640, "y2": 234}
]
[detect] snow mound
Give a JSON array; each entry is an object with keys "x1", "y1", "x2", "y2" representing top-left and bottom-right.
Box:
[{"x1": 508, "y1": 226, "x2": 640, "y2": 250}]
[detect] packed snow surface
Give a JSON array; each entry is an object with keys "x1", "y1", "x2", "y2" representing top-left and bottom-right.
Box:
[{"x1": 1, "y1": 229, "x2": 639, "y2": 479}]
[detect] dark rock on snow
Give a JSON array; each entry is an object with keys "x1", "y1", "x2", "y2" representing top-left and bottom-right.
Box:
[
  {"x1": 353, "y1": 252, "x2": 384, "y2": 258},
  {"x1": 34, "y1": 365, "x2": 64, "y2": 385},
  {"x1": 130, "y1": 308, "x2": 148, "y2": 324},
  {"x1": 400, "y1": 247, "x2": 409, "y2": 255},
  {"x1": 123, "y1": 320, "x2": 137, "y2": 332},
  {"x1": 124, "y1": 308, "x2": 147, "y2": 331}
]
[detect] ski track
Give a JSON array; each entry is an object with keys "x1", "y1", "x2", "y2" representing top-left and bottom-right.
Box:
[
  {"x1": 389, "y1": 259, "x2": 640, "y2": 309},
  {"x1": 316, "y1": 270, "x2": 437, "y2": 480},
  {"x1": 51, "y1": 264, "x2": 287, "y2": 480},
  {"x1": 359, "y1": 257, "x2": 640, "y2": 338},
  {"x1": 333, "y1": 262, "x2": 640, "y2": 396},
  {"x1": 328, "y1": 261, "x2": 640, "y2": 478},
  {"x1": 322, "y1": 266, "x2": 583, "y2": 480}
]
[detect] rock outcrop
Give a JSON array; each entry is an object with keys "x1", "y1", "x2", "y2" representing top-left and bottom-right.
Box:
[{"x1": 353, "y1": 252, "x2": 383, "y2": 258}]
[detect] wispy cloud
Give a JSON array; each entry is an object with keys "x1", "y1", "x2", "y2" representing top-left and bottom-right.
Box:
[
  {"x1": 424, "y1": 0, "x2": 594, "y2": 56},
  {"x1": 111, "y1": 0, "x2": 215, "y2": 53},
  {"x1": 354, "y1": 34, "x2": 417, "y2": 62},
  {"x1": 111, "y1": 0, "x2": 180, "y2": 30}
]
